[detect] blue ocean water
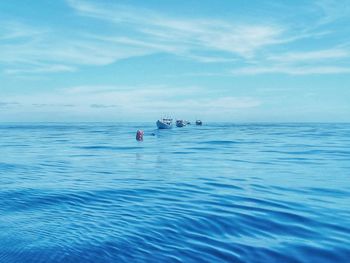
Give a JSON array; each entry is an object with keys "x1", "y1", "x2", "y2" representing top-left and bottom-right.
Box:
[{"x1": 0, "y1": 123, "x2": 349, "y2": 263}]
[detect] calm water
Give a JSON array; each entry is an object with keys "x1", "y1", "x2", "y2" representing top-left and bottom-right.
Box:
[{"x1": 0, "y1": 123, "x2": 349, "y2": 263}]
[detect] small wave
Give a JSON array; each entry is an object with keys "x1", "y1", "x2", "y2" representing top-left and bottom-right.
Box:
[
  {"x1": 77, "y1": 146, "x2": 142, "y2": 150},
  {"x1": 200, "y1": 140, "x2": 239, "y2": 145}
]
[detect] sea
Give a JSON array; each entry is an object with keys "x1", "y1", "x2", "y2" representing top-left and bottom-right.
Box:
[{"x1": 0, "y1": 123, "x2": 349, "y2": 263}]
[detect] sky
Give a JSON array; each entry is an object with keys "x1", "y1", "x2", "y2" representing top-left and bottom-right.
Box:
[{"x1": 0, "y1": 0, "x2": 350, "y2": 122}]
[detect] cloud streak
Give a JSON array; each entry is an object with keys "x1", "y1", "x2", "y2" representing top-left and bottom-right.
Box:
[
  {"x1": 1, "y1": 0, "x2": 293, "y2": 75},
  {"x1": 67, "y1": 0, "x2": 285, "y2": 58},
  {"x1": 232, "y1": 46, "x2": 350, "y2": 75},
  {"x1": 1, "y1": 0, "x2": 349, "y2": 76},
  {"x1": 267, "y1": 48, "x2": 350, "y2": 63},
  {"x1": 2, "y1": 85, "x2": 261, "y2": 121},
  {"x1": 232, "y1": 65, "x2": 350, "y2": 75},
  {"x1": 0, "y1": 101, "x2": 20, "y2": 107},
  {"x1": 4, "y1": 65, "x2": 77, "y2": 75}
]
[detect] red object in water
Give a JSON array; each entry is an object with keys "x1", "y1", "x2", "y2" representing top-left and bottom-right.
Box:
[{"x1": 136, "y1": 130, "x2": 144, "y2": 141}]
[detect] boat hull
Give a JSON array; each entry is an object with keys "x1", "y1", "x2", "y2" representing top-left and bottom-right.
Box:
[
  {"x1": 176, "y1": 120, "x2": 185, "y2": 127},
  {"x1": 157, "y1": 120, "x2": 172, "y2": 129}
]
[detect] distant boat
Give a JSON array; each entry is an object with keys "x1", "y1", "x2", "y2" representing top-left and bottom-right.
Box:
[
  {"x1": 195, "y1": 120, "x2": 202, "y2": 126},
  {"x1": 157, "y1": 118, "x2": 173, "y2": 129},
  {"x1": 185, "y1": 120, "x2": 191, "y2": 125},
  {"x1": 176, "y1": 120, "x2": 185, "y2": 127}
]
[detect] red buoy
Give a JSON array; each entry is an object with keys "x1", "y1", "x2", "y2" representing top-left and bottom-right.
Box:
[{"x1": 136, "y1": 130, "x2": 144, "y2": 141}]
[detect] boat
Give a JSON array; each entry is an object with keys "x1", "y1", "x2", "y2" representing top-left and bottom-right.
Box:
[
  {"x1": 156, "y1": 118, "x2": 173, "y2": 129},
  {"x1": 185, "y1": 120, "x2": 191, "y2": 125},
  {"x1": 176, "y1": 120, "x2": 186, "y2": 127},
  {"x1": 195, "y1": 120, "x2": 202, "y2": 125}
]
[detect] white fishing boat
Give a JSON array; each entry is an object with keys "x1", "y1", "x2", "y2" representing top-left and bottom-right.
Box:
[
  {"x1": 176, "y1": 120, "x2": 185, "y2": 127},
  {"x1": 156, "y1": 118, "x2": 173, "y2": 129}
]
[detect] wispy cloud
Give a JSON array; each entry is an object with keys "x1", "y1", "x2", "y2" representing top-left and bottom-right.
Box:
[
  {"x1": 232, "y1": 46, "x2": 350, "y2": 75},
  {"x1": 0, "y1": 21, "x2": 46, "y2": 40},
  {"x1": 90, "y1": 104, "x2": 119, "y2": 109},
  {"x1": 314, "y1": 0, "x2": 350, "y2": 25},
  {"x1": 3, "y1": 85, "x2": 261, "y2": 120},
  {"x1": 31, "y1": 103, "x2": 76, "y2": 108},
  {"x1": 67, "y1": 0, "x2": 284, "y2": 58},
  {"x1": 4, "y1": 64, "x2": 76, "y2": 75},
  {"x1": 267, "y1": 48, "x2": 350, "y2": 63},
  {"x1": 232, "y1": 65, "x2": 350, "y2": 75},
  {"x1": 0, "y1": 21, "x2": 155, "y2": 75},
  {"x1": 1, "y1": 0, "x2": 350, "y2": 76},
  {"x1": 0, "y1": 101, "x2": 20, "y2": 107}
]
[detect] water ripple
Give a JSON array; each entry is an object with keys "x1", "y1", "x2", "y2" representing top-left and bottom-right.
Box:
[{"x1": 0, "y1": 123, "x2": 349, "y2": 262}]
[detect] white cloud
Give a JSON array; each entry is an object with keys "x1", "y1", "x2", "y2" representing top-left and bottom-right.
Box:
[
  {"x1": 0, "y1": 21, "x2": 46, "y2": 40},
  {"x1": 67, "y1": 0, "x2": 285, "y2": 58},
  {"x1": 268, "y1": 48, "x2": 349, "y2": 63},
  {"x1": 314, "y1": 0, "x2": 350, "y2": 25},
  {"x1": 230, "y1": 46, "x2": 350, "y2": 75},
  {"x1": 232, "y1": 65, "x2": 350, "y2": 75},
  {"x1": 0, "y1": 21, "x2": 157, "y2": 75},
  {"x1": 1, "y1": 0, "x2": 349, "y2": 76},
  {"x1": 4, "y1": 64, "x2": 76, "y2": 75},
  {"x1": 3, "y1": 85, "x2": 261, "y2": 121}
]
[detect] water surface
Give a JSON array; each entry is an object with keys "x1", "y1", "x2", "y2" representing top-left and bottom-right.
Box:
[{"x1": 0, "y1": 123, "x2": 349, "y2": 262}]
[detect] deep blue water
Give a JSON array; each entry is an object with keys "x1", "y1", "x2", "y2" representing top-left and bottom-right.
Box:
[{"x1": 0, "y1": 123, "x2": 350, "y2": 263}]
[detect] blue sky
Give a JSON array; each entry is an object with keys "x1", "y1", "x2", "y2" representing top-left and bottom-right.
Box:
[{"x1": 1, "y1": 0, "x2": 349, "y2": 122}]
